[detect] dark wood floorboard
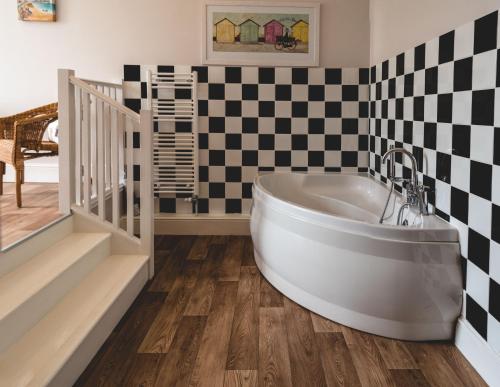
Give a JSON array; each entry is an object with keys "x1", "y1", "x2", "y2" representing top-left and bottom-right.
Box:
[{"x1": 75, "y1": 236, "x2": 487, "y2": 387}]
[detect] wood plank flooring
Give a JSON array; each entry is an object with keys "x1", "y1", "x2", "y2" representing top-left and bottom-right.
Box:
[
  {"x1": 0, "y1": 183, "x2": 60, "y2": 249},
  {"x1": 75, "y1": 236, "x2": 486, "y2": 387}
]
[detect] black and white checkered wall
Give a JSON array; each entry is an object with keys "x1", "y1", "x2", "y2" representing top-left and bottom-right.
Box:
[
  {"x1": 123, "y1": 65, "x2": 369, "y2": 215},
  {"x1": 369, "y1": 11, "x2": 500, "y2": 352}
]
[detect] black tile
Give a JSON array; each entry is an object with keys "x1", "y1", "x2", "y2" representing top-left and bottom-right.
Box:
[
  {"x1": 226, "y1": 166, "x2": 242, "y2": 182},
  {"x1": 396, "y1": 98, "x2": 404, "y2": 119},
  {"x1": 325, "y1": 68, "x2": 342, "y2": 84},
  {"x1": 309, "y1": 85, "x2": 325, "y2": 101},
  {"x1": 439, "y1": 30, "x2": 455, "y2": 64},
  {"x1": 308, "y1": 118, "x2": 325, "y2": 134},
  {"x1": 225, "y1": 101, "x2": 241, "y2": 117},
  {"x1": 468, "y1": 228, "x2": 490, "y2": 274},
  {"x1": 359, "y1": 135, "x2": 368, "y2": 151},
  {"x1": 404, "y1": 74, "x2": 414, "y2": 97},
  {"x1": 342, "y1": 119, "x2": 358, "y2": 134},
  {"x1": 389, "y1": 78, "x2": 396, "y2": 99},
  {"x1": 242, "y1": 84, "x2": 258, "y2": 100},
  {"x1": 292, "y1": 134, "x2": 308, "y2": 150},
  {"x1": 388, "y1": 120, "x2": 395, "y2": 140},
  {"x1": 436, "y1": 152, "x2": 451, "y2": 183},
  {"x1": 470, "y1": 161, "x2": 492, "y2": 200},
  {"x1": 226, "y1": 199, "x2": 242, "y2": 214},
  {"x1": 415, "y1": 43, "x2": 426, "y2": 71},
  {"x1": 259, "y1": 67, "x2": 275, "y2": 84},
  {"x1": 259, "y1": 101, "x2": 275, "y2": 117},
  {"x1": 124, "y1": 99, "x2": 141, "y2": 113},
  {"x1": 452, "y1": 125, "x2": 471, "y2": 158},
  {"x1": 159, "y1": 198, "x2": 176, "y2": 213},
  {"x1": 199, "y1": 166, "x2": 208, "y2": 182},
  {"x1": 242, "y1": 150, "x2": 258, "y2": 166},
  {"x1": 209, "y1": 150, "x2": 225, "y2": 166},
  {"x1": 242, "y1": 183, "x2": 253, "y2": 199},
  {"x1": 497, "y1": 49, "x2": 500, "y2": 87},
  {"x1": 140, "y1": 82, "x2": 148, "y2": 99},
  {"x1": 414, "y1": 96, "x2": 425, "y2": 121},
  {"x1": 133, "y1": 165, "x2": 140, "y2": 181},
  {"x1": 225, "y1": 67, "x2": 242, "y2": 83},
  {"x1": 461, "y1": 256, "x2": 467, "y2": 290},
  {"x1": 325, "y1": 102, "x2": 341, "y2": 118},
  {"x1": 454, "y1": 57, "x2": 473, "y2": 91},
  {"x1": 292, "y1": 68, "x2": 308, "y2": 84},
  {"x1": 133, "y1": 132, "x2": 140, "y2": 148},
  {"x1": 258, "y1": 134, "x2": 275, "y2": 150},
  {"x1": 493, "y1": 203, "x2": 500, "y2": 244},
  {"x1": 192, "y1": 66, "x2": 208, "y2": 83},
  {"x1": 325, "y1": 135, "x2": 341, "y2": 150},
  {"x1": 382, "y1": 100, "x2": 388, "y2": 119},
  {"x1": 292, "y1": 102, "x2": 308, "y2": 117},
  {"x1": 424, "y1": 175, "x2": 436, "y2": 206},
  {"x1": 359, "y1": 68, "x2": 370, "y2": 84},
  {"x1": 403, "y1": 121, "x2": 413, "y2": 143},
  {"x1": 495, "y1": 127, "x2": 500, "y2": 165},
  {"x1": 342, "y1": 85, "x2": 359, "y2": 101},
  {"x1": 275, "y1": 85, "x2": 291, "y2": 101},
  {"x1": 275, "y1": 151, "x2": 291, "y2": 167},
  {"x1": 208, "y1": 83, "x2": 225, "y2": 99},
  {"x1": 209, "y1": 117, "x2": 225, "y2": 133},
  {"x1": 175, "y1": 121, "x2": 192, "y2": 133},
  {"x1": 370, "y1": 66, "x2": 376, "y2": 83},
  {"x1": 158, "y1": 65, "x2": 174, "y2": 73},
  {"x1": 376, "y1": 82, "x2": 382, "y2": 100},
  {"x1": 425, "y1": 67, "x2": 438, "y2": 94},
  {"x1": 124, "y1": 65, "x2": 141, "y2": 81},
  {"x1": 382, "y1": 60, "x2": 389, "y2": 80},
  {"x1": 472, "y1": 89, "x2": 495, "y2": 126},
  {"x1": 437, "y1": 93, "x2": 453, "y2": 123},
  {"x1": 175, "y1": 88, "x2": 192, "y2": 100},
  {"x1": 276, "y1": 118, "x2": 291, "y2": 134},
  {"x1": 199, "y1": 133, "x2": 208, "y2": 149},
  {"x1": 242, "y1": 117, "x2": 258, "y2": 133},
  {"x1": 424, "y1": 122, "x2": 437, "y2": 149},
  {"x1": 341, "y1": 151, "x2": 358, "y2": 167},
  {"x1": 490, "y1": 279, "x2": 500, "y2": 322},
  {"x1": 359, "y1": 101, "x2": 369, "y2": 118},
  {"x1": 308, "y1": 151, "x2": 324, "y2": 167},
  {"x1": 198, "y1": 100, "x2": 208, "y2": 116},
  {"x1": 450, "y1": 187, "x2": 469, "y2": 224},
  {"x1": 396, "y1": 53, "x2": 405, "y2": 76},
  {"x1": 474, "y1": 11, "x2": 498, "y2": 55},
  {"x1": 465, "y1": 294, "x2": 488, "y2": 340},
  {"x1": 225, "y1": 133, "x2": 241, "y2": 149}
]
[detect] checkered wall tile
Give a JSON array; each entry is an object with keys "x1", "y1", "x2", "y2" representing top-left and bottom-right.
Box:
[
  {"x1": 368, "y1": 10, "x2": 500, "y2": 352},
  {"x1": 123, "y1": 65, "x2": 370, "y2": 216}
]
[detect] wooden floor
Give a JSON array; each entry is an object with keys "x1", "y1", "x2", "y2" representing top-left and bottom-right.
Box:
[
  {"x1": 76, "y1": 236, "x2": 486, "y2": 387},
  {"x1": 0, "y1": 183, "x2": 61, "y2": 249}
]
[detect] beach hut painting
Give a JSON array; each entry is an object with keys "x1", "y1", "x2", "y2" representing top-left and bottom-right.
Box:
[
  {"x1": 204, "y1": 3, "x2": 320, "y2": 66},
  {"x1": 239, "y1": 19, "x2": 260, "y2": 44},
  {"x1": 17, "y1": 0, "x2": 56, "y2": 22}
]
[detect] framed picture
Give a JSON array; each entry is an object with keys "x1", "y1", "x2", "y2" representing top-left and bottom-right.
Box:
[
  {"x1": 18, "y1": 0, "x2": 56, "y2": 22},
  {"x1": 202, "y1": 1, "x2": 320, "y2": 66}
]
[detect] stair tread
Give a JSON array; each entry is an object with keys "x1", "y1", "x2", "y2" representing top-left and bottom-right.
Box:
[
  {"x1": 0, "y1": 233, "x2": 111, "y2": 321},
  {"x1": 0, "y1": 254, "x2": 149, "y2": 387}
]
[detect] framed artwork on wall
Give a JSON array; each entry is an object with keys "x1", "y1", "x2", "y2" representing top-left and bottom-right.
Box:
[
  {"x1": 18, "y1": 0, "x2": 56, "y2": 22},
  {"x1": 202, "y1": 2, "x2": 320, "y2": 66}
]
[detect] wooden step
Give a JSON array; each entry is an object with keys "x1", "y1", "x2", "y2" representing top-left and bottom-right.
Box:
[
  {"x1": 0, "y1": 254, "x2": 149, "y2": 387},
  {"x1": 0, "y1": 233, "x2": 111, "y2": 353}
]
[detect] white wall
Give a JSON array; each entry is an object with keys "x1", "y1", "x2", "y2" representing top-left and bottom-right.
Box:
[
  {"x1": 370, "y1": 0, "x2": 500, "y2": 65},
  {"x1": 0, "y1": 0, "x2": 370, "y2": 116}
]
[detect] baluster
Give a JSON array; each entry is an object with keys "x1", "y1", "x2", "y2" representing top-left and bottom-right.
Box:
[
  {"x1": 74, "y1": 87, "x2": 82, "y2": 205},
  {"x1": 97, "y1": 99, "x2": 105, "y2": 221},
  {"x1": 82, "y1": 92, "x2": 91, "y2": 212},
  {"x1": 126, "y1": 117, "x2": 134, "y2": 236},
  {"x1": 111, "y1": 110, "x2": 121, "y2": 227}
]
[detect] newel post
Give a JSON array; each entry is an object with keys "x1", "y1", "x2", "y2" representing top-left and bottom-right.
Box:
[{"x1": 58, "y1": 69, "x2": 76, "y2": 214}]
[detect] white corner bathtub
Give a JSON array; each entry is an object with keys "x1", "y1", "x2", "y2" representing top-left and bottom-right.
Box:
[{"x1": 250, "y1": 173, "x2": 463, "y2": 341}]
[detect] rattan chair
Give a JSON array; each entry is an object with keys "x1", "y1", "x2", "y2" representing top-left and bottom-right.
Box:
[{"x1": 0, "y1": 103, "x2": 58, "y2": 207}]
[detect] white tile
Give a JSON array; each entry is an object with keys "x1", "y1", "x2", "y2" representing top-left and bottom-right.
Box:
[
  {"x1": 308, "y1": 68, "x2": 325, "y2": 85},
  {"x1": 438, "y1": 62, "x2": 454, "y2": 94},
  {"x1": 225, "y1": 182, "x2": 242, "y2": 198},
  {"x1": 395, "y1": 120, "x2": 404, "y2": 142},
  {"x1": 466, "y1": 261, "x2": 490, "y2": 310},
  {"x1": 291, "y1": 150, "x2": 307, "y2": 165},
  {"x1": 241, "y1": 101, "x2": 258, "y2": 116},
  {"x1": 359, "y1": 118, "x2": 369, "y2": 134},
  {"x1": 274, "y1": 67, "x2": 291, "y2": 84},
  {"x1": 197, "y1": 83, "x2": 208, "y2": 100},
  {"x1": 122, "y1": 81, "x2": 140, "y2": 99},
  {"x1": 488, "y1": 315, "x2": 500, "y2": 356},
  {"x1": 309, "y1": 101, "x2": 325, "y2": 118},
  {"x1": 342, "y1": 68, "x2": 358, "y2": 85},
  {"x1": 291, "y1": 118, "x2": 308, "y2": 134},
  {"x1": 208, "y1": 133, "x2": 225, "y2": 149},
  {"x1": 275, "y1": 101, "x2": 291, "y2": 117},
  {"x1": 423, "y1": 149, "x2": 436, "y2": 177},
  {"x1": 494, "y1": 89, "x2": 500, "y2": 127},
  {"x1": 381, "y1": 80, "x2": 388, "y2": 100},
  {"x1": 435, "y1": 179, "x2": 451, "y2": 213},
  {"x1": 491, "y1": 241, "x2": 500, "y2": 284},
  {"x1": 452, "y1": 91, "x2": 472, "y2": 125},
  {"x1": 380, "y1": 119, "x2": 388, "y2": 139},
  {"x1": 341, "y1": 134, "x2": 357, "y2": 150},
  {"x1": 225, "y1": 150, "x2": 242, "y2": 166},
  {"x1": 225, "y1": 117, "x2": 242, "y2": 133},
  {"x1": 208, "y1": 100, "x2": 225, "y2": 116},
  {"x1": 436, "y1": 123, "x2": 453, "y2": 153},
  {"x1": 450, "y1": 155, "x2": 470, "y2": 192},
  {"x1": 208, "y1": 66, "x2": 225, "y2": 83},
  {"x1": 414, "y1": 69, "x2": 425, "y2": 96},
  {"x1": 493, "y1": 165, "x2": 500, "y2": 206},
  {"x1": 309, "y1": 134, "x2": 325, "y2": 150},
  {"x1": 424, "y1": 94, "x2": 438, "y2": 122},
  {"x1": 241, "y1": 133, "x2": 258, "y2": 149},
  {"x1": 413, "y1": 121, "x2": 424, "y2": 147},
  {"x1": 450, "y1": 216, "x2": 469, "y2": 257},
  {"x1": 403, "y1": 97, "x2": 413, "y2": 121},
  {"x1": 325, "y1": 118, "x2": 341, "y2": 134},
  {"x1": 241, "y1": 67, "x2": 258, "y2": 83},
  {"x1": 469, "y1": 193, "x2": 492, "y2": 239},
  {"x1": 275, "y1": 134, "x2": 291, "y2": 150},
  {"x1": 242, "y1": 166, "x2": 258, "y2": 181},
  {"x1": 224, "y1": 84, "x2": 242, "y2": 100},
  {"x1": 472, "y1": 50, "x2": 497, "y2": 90},
  {"x1": 404, "y1": 47, "x2": 415, "y2": 74},
  {"x1": 325, "y1": 85, "x2": 342, "y2": 101},
  {"x1": 396, "y1": 75, "x2": 405, "y2": 98},
  {"x1": 388, "y1": 99, "x2": 395, "y2": 119},
  {"x1": 258, "y1": 150, "x2": 274, "y2": 166},
  {"x1": 426, "y1": 36, "x2": 440, "y2": 68},
  {"x1": 342, "y1": 102, "x2": 358, "y2": 118},
  {"x1": 454, "y1": 21, "x2": 475, "y2": 60},
  {"x1": 292, "y1": 85, "x2": 308, "y2": 101},
  {"x1": 258, "y1": 118, "x2": 274, "y2": 134},
  {"x1": 258, "y1": 84, "x2": 274, "y2": 100},
  {"x1": 209, "y1": 165, "x2": 225, "y2": 181},
  {"x1": 358, "y1": 151, "x2": 369, "y2": 168},
  {"x1": 209, "y1": 199, "x2": 226, "y2": 215},
  {"x1": 470, "y1": 125, "x2": 494, "y2": 164},
  {"x1": 325, "y1": 151, "x2": 341, "y2": 167}
]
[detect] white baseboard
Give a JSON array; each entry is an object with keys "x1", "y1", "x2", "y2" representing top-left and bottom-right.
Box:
[
  {"x1": 4, "y1": 159, "x2": 59, "y2": 183},
  {"x1": 455, "y1": 318, "x2": 500, "y2": 387},
  {"x1": 153, "y1": 214, "x2": 250, "y2": 235}
]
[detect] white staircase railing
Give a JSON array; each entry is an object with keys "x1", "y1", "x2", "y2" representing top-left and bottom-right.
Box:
[{"x1": 58, "y1": 69, "x2": 154, "y2": 276}]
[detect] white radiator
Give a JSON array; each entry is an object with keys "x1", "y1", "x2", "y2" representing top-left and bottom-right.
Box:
[{"x1": 147, "y1": 71, "x2": 199, "y2": 210}]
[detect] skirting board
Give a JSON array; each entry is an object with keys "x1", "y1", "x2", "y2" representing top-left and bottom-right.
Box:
[
  {"x1": 152, "y1": 214, "x2": 250, "y2": 235},
  {"x1": 455, "y1": 317, "x2": 500, "y2": 387}
]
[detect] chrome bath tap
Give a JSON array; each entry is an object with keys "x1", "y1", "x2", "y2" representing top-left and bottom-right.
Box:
[{"x1": 381, "y1": 147, "x2": 429, "y2": 224}]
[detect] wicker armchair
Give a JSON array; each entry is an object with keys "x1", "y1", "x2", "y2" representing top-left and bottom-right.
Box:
[{"x1": 0, "y1": 103, "x2": 58, "y2": 207}]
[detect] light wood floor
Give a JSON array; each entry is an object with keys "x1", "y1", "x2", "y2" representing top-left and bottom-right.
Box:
[
  {"x1": 0, "y1": 183, "x2": 61, "y2": 249},
  {"x1": 76, "y1": 235, "x2": 486, "y2": 387}
]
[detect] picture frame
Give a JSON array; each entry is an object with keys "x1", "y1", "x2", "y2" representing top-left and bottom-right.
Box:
[
  {"x1": 18, "y1": 0, "x2": 56, "y2": 22},
  {"x1": 202, "y1": 1, "x2": 320, "y2": 67}
]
